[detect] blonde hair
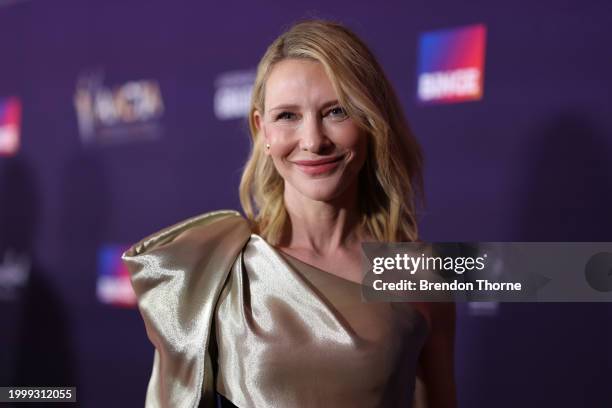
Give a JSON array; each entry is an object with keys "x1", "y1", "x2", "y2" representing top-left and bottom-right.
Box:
[{"x1": 239, "y1": 19, "x2": 423, "y2": 244}]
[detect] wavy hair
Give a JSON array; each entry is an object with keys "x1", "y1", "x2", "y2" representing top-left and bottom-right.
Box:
[{"x1": 239, "y1": 19, "x2": 423, "y2": 245}]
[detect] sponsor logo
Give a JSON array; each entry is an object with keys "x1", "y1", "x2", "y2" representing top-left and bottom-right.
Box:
[
  {"x1": 468, "y1": 301, "x2": 499, "y2": 316},
  {"x1": 96, "y1": 244, "x2": 136, "y2": 307},
  {"x1": 0, "y1": 249, "x2": 30, "y2": 301},
  {"x1": 417, "y1": 24, "x2": 487, "y2": 104},
  {"x1": 213, "y1": 70, "x2": 255, "y2": 120},
  {"x1": 74, "y1": 70, "x2": 164, "y2": 145},
  {"x1": 0, "y1": 97, "x2": 22, "y2": 156}
]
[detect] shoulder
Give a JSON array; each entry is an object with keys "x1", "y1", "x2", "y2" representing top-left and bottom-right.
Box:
[
  {"x1": 121, "y1": 210, "x2": 252, "y2": 407},
  {"x1": 121, "y1": 209, "x2": 253, "y2": 334},
  {"x1": 121, "y1": 209, "x2": 253, "y2": 286},
  {"x1": 122, "y1": 209, "x2": 251, "y2": 260}
]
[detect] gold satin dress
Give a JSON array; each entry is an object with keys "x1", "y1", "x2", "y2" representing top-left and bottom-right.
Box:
[{"x1": 122, "y1": 210, "x2": 430, "y2": 408}]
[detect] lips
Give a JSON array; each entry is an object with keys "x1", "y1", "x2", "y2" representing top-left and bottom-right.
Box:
[
  {"x1": 293, "y1": 155, "x2": 344, "y2": 166},
  {"x1": 292, "y1": 154, "x2": 345, "y2": 175}
]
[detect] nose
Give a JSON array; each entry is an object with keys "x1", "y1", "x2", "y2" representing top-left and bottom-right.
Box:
[{"x1": 299, "y1": 114, "x2": 332, "y2": 154}]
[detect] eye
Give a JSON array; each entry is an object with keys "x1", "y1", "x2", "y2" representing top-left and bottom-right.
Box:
[
  {"x1": 326, "y1": 106, "x2": 348, "y2": 119},
  {"x1": 275, "y1": 111, "x2": 297, "y2": 121}
]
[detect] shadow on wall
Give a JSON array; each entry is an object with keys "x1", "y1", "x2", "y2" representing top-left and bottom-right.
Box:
[
  {"x1": 57, "y1": 151, "x2": 150, "y2": 408},
  {"x1": 0, "y1": 157, "x2": 78, "y2": 391},
  {"x1": 56, "y1": 151, "x2": 111, "y2": 408},
  {"x1": 488, "y1": 114, "x2": 611, "y2": 407},
  {"x1": 457, "y1": 113, "x2": 612, "y2": 408},
  {"x1": 518, "y1": 113, "x2": 612, "y2": 241}
]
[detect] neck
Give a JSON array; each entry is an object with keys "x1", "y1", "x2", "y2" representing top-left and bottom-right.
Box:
[{"x1": 280, "y1": 181, "x2": 364, "y2": 255}]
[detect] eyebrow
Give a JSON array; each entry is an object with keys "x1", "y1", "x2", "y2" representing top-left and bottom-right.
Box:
[{"x1": 267, "y1": 100, "x2": 339, "y2": 113}]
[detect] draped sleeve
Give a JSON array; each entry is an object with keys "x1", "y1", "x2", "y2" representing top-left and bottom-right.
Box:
[{"x1": 121, "y1": 210, "x2": 252, "y2": 408}]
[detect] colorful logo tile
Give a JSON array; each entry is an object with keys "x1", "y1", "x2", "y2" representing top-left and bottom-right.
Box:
[
  {"x1": 0, "y1": 97, "x2": 22, "y2": 156},
  {"x1": 96, "y1": 244, "x2": 136, "y2": 307},
  {"x1": 417, "y1": 24, "x2": 487, "y2": 104}
]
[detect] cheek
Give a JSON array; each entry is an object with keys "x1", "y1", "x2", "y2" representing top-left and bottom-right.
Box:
[
  {"x1": 336, "y1": 125, "x2": 367, "y2": 162},
  {"x1": 265, "y1": 135, "x2": 293, "y2": 174},
  {"x1": 328, "y1": 120, "x2": 362, "y2": 145},
  {"x1": 266, "y1": 128, "x2": 295, "y2": 159}
]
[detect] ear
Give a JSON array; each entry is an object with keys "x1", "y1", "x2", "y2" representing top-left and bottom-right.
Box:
[{"x1": 253, "y1": 110, "x2": 270, "y2": 155}]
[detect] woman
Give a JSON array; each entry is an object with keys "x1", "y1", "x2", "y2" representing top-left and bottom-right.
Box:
[{"x1": 123, "y1": 20, "x2": 456, "y2": 408}]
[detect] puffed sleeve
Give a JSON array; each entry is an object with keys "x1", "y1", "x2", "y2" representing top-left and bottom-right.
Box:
[{"x1": 122, "y1": 210, "x2": 252, "y2": 408}]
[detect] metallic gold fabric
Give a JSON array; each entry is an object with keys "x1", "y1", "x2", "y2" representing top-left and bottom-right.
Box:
[
  {"x1": 123, "y1": 211, "x2": 429, "y2": 408},
  {"x1": 122, "y1": 211, "x2": 252, "y2": 408}
]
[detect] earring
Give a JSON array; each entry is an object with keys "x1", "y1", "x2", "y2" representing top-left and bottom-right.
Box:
[{"x1": 266, "y1": 143, "x2": 271, "y2": 150}]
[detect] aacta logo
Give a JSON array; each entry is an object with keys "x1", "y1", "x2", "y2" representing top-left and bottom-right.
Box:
[
  {"x1": 0, "y1": 97, "x2": 22, "y2": 156},
  {"x1": 417, "y1": 24, "x2": 487, "y2": 105},
  {"x1": 74, "y1": 70, "x2": 164, "y2": 145}
]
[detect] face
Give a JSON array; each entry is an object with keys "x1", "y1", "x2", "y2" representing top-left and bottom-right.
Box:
[{"x1": 254, "y1": 58, "x2": 367, "y2": 204}]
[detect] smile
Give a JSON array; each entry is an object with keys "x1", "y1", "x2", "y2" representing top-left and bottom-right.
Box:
[{"x1": 292, "y1": 154, "x2": 345, "y2": 176}]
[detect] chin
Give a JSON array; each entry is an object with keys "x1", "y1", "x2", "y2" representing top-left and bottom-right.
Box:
[{"x1": 292, "y1": 179, "x2": 351, "y2": 202}]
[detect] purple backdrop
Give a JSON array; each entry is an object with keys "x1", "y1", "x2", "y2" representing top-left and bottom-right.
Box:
[{"x1": 1, "y1": 0, "x2": 611, "y2": 406}]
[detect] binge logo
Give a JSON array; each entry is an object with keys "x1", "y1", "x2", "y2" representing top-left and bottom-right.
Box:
[
  {"x1": 417, "y1": 24, "x2": 487, "y2": 104},
  {"x1": 0, "y1": 97, "x2": 22, "y2": 156},
  {"x1": 96, "y1": 244, "x2": 136, "y2": 307}
]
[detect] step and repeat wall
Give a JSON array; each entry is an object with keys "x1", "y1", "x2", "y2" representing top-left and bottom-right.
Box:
[{"x1": 1, "y1": 0, "x2": 611, "y2": 406}]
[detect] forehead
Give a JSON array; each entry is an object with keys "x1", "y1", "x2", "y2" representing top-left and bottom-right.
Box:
[{"x1": 264, "y1": 58, "x2": 338, "y2": 109}]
